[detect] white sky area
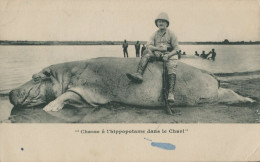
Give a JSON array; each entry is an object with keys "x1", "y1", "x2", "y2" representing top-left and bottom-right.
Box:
[{"x1": 0, "y1": 0, "x2": 259, "y2": 42}]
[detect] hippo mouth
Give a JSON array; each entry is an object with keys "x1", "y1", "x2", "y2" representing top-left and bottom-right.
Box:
[
  {"x1": 9, "y1": 89, "x2": 30, "y2": 107},
  {"x1": 9, "y1": 83, "x2": 44, "y2": 107}
]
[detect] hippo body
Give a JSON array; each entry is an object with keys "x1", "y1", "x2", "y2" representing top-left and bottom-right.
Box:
[{"x1": 9, "y1": 57, "x2": 253, "y2": 112}]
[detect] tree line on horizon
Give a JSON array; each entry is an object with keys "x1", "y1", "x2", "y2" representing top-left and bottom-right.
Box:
[{"x1": 0, "y1": 39, "x2": 259, "y2": 45}]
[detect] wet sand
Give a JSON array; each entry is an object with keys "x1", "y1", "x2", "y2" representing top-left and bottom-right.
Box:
[{"x1": 1, "y1": 78, "x2": 259, "y2": 123}]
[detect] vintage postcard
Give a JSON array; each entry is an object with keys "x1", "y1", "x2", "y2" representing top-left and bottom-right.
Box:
[{"x1": 0, "y1": 0, "x2": 260, "y2": 161}]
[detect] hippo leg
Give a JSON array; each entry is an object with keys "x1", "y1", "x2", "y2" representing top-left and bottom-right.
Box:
[
  {"x1": 217, "y1": 88, "x2": 254, "y2": 104},
  {"x1": 43, "y1": 91, "x2": 82, "y2": 112}
]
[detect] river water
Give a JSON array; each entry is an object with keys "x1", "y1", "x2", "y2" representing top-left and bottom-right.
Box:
[{"x1": 1, "y1": 45, "x2": 259, "y2": 94}]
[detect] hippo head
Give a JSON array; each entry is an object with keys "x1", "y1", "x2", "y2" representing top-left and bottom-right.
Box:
[{"x1": 9, "y1": 71, "x2": 56, "y2": 108}]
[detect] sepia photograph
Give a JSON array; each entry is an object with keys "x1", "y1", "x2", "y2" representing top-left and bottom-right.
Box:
[
  {"x1": 0, "y1": 0, "x2": 259, "y2": 123},
  {"x1": 0, "y1": 0, "x2": 260, "y2": 161}
]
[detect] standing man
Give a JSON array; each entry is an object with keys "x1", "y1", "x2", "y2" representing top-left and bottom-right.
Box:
[
  {"x1": 135, "y1": 41, "x2": 141, "y2": 57},
  {"x1": 141, "y1": 44, "x2": 146, "y2": 56},
  {"x1": 126, "y1": 12, "x2": 180, "y2": 102},
  {"x1": 177, "y1": 50, "x2": 181, "y2": 59},
  {"x1": 122, "y1": 40, "x2": 128, "y2": 57}
]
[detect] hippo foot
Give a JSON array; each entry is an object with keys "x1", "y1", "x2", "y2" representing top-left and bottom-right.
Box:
[
  {"x1": 43, "y1": 100, "x2": 64, "y2": 112},
  {"x1": 43, "y1": 91, "x2": 83, "y2": 112}
]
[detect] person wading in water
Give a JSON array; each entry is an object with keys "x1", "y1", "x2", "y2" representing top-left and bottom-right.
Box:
[
  {"x1": 200, "y1": 50, "x2": 211, "y2": 59},
  {"x1": 126, "y1": 12, "x2": 180, "y2": 102},
  {"x1": 208, "y1": 49, "x2": 216, "y2": 61},
  {"x1": 195, "y1": 51, "x2": 199, "y2": 56}
]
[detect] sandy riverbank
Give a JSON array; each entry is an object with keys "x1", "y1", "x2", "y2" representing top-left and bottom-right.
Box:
[{"x1": 1, "y1": 78, "x2": 259, "y2": 123}]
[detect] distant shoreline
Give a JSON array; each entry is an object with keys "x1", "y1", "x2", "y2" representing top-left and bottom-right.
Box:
[{"x1": 0, "y1": 40, "x2": 260, "y2": 45}]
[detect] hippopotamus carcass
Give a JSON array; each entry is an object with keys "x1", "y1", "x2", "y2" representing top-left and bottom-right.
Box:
[{"x1": 9, "y1": 57, "x2": 254, "y2": 112}]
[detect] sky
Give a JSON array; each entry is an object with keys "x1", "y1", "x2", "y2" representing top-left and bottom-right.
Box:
[{"x1": 0, "y1": 0, "x2": 259, "y2": 42}]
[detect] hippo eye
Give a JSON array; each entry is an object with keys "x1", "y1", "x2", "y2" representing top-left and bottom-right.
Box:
[{"x1": 33, "y1": 79, "x2": 41, "y2": 84}]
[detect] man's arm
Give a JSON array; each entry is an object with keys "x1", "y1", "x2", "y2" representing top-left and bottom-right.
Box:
[
  {"x1": 166, "y1": 33, "x2": 180, "y2": 58},
  {"x1": 146, "y1": 32, "x2": 165, "y2": 52},
  {"x1": 146, "y1": 33, "x2": 156, "y2": 51}
]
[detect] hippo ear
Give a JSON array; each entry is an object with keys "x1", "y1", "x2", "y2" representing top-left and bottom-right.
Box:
[
  {"x1": 42, "y1": 68, "x2": 51, "y2": 77},
  {"x1": 32, "y1": 68, "x2": 51, "y2": 83}
]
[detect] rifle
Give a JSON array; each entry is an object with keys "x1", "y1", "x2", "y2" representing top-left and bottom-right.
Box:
[{"x1": 162, "y1": 60, "x2": 173, "y2": 115}]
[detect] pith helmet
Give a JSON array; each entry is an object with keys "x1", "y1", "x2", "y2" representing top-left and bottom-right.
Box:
[{"x1": 155, "y1": 12, "x2": 170, "y2": 27}]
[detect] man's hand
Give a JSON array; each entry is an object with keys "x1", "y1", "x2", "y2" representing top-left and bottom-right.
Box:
[
  {"x1": 166, "y1": 51, "x2": 178, "y2": 59},
  {"x1": 163, "y1": 54, "x2": 169, "y2": 61},
  {"x1": 148, "y1": 45, "x2": 166, "y2": 52}
]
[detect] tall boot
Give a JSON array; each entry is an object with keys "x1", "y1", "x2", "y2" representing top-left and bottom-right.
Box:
[
  {"x1": 126, "y1": 56, "x2": 149, "y2": 83},
  {"x1": 168, "y1": 73, "x2": 176, "y2": 102}
]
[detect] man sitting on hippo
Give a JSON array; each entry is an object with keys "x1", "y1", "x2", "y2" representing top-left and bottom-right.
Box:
[{"x1": 126, "y1": 12, "x2": 180, "y2": 102}]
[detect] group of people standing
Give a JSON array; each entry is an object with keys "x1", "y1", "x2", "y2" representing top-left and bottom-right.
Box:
[
  {"x1": 194, "y1": 49, "x2": 216, "y2": 60},
  {"x1": 123, "y1": 41, "x2": 216, "y2": 61},
  {"x1": 122, "y1": 40, "x2": 146, "y2": 58}
]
